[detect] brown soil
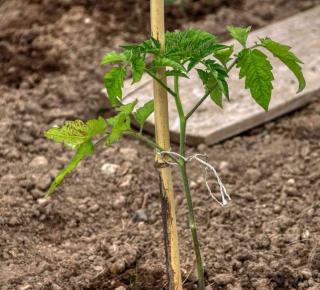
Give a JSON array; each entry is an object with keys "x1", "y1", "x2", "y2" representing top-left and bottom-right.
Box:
[{"x1": 1, "y1": 0, "x2": 320, "y2": 289}]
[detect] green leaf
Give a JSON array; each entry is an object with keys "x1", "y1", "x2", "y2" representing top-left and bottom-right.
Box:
[
  {"x1": 165, "y1": 70, "x2": 189, "y2": 78},
  {"x1": 101, "y1": 51, "x2": 127, "y2": 65},
  {"x1": 104, "y1": 67, "x2": 126, "y2": 106},
  {"x1": 45, "y1": 120, "x2": 89, "y2": 149},
  {"x1": 202, "y1": 59, "x2": 229, "y2": 101},
  {"x1": 153, "y1": 57, "x2": 186, "y2": 73},
  {"x1": 117, "y1": 100, "x2": 138, "y2": 114},
  {"x1": 133, "y1": 100, "x2": 154, "y2": 128},
  {"x1": 260, "y1": 38, "x2": 305, "y2": 92},
  {"x1": 165, "y1": 29, "x2": 219, "y2": 68},
  {"x1": 86, "y1": 116, "x2": 107, "y2": 138},
  {"x1": 227, "y1": 26, "x2": 251, "y2": 47},
  {"x1": 45, "y1": 118, "x2": 107, "y2": 149},
  {"x1": 237, "y1": 49, "x2": 274, "y2": 110},
  {"x1": 131, "y1": 57, "x2": 145, "y2": 83},
  {"x1": 106, "y1": 101, "x2": 137, "y2": 145},
  {"x1": 126, "y1": 38, "x2": 160, "y2": 55},
  {"x1": 46, "y1": 141, "x2": 94, "y2": 196},
  {"x1": 213, "y1": 45, "x2": 234, "y2": 65},
  {"x1": 197, "y1": 69, "x2": 223, "y2": 108}
]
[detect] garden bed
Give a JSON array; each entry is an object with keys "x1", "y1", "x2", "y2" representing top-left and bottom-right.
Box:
[{"x1": 1, "y1": 1, "x2": 320, "y2": 289}]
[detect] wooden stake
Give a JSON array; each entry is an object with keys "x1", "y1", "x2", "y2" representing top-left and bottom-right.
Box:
[{"x1": 150, "y1": 1, "x2": 183, "y2": 289}]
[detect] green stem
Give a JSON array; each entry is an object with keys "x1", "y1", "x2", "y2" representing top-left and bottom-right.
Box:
[
  {"x1": 174, "y1": 75, "x2": 205, "y2": 290},
  {"x1": 179, "y1": 162, "x2": 205, "y2": 290},
  {"x1": 185, "y1": 87, "x2": 214, "y2": 120},
  {"x1": 145, "y1": 68, "x2": 177, "y2": 98},
  {"x1": 185, "y1": 59, "x2": 238, "y2": 120},
  {"x1": 125, "y1": 130, "x2": 180, "y2": 164},
  {"x1": 125, "y1": 131, "x2": 162, "y2": 151}
]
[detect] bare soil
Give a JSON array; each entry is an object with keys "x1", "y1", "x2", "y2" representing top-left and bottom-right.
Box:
[{"x1": 1, "y1": 1, "x2": 320, "y2": 289}]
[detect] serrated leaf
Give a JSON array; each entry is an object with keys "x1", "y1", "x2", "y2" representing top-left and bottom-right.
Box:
[
  {"x1": 133, "y1": 100, "x2": 154, "y2": 128},
  {"x1": 153, "y1": 57, "x2": 186, "y2": 73},
  {"x1": 197, "y1": 69, "x2": 223, "y2": 107},
  {"x1": 46, "y1": 141, "x2": 94, "y2": 196},
  {"x1": 45, "y1": 120, "x2": 89, "y2": 149},
  {"x1": 203, "y1": 59, "x2": 228, "y2": 77},
  {"x1": 186, "y1": 44, "x2": 227, "y2": 71},
  {"x1": 86, "y1": 116, "x2": 107, "y2": 138},
  {"x1": 213, "y1": 45, "x2": 234, "y2": 65},
  {"x1": 101, "y1": 51, "x2": 127, "y2": 65},
  {"x1": 164, "y1": 28, "x2": 221, "y2": 70},
  {"x1": 227, "y1": 26, "x2": 251, "y2": 47},
  {"x1": 106, "y1": 101, "x2": 137, "y2": 146},
  {"x1": 104, "y1": 67, "x2": 126, "y2": 106},
  {"x1": 131, "y1": 57, "x2": 145, "y2": 83},
  {"x1": 202, "y1": 59, "x2": 230, "y2": 101},
  {"x1": 106, "y1": 113, "x2": 130, "y2": 146},
  {"x1": 237, "y1": 49, "x2": 274, "y2": 110},
  {"x1": 165, "y1": 29, "x2": 217, "y2": 60},
  {"x1": 165, "y1": 70, "x2": 189, "y2": 78},
  {"x1": 117, "y1": 100, "x2": 138, "y2": 114},
  {"x1": 260, "y1": 38, "x2": 305, "y2": 92},
  {"x1": 45, "y1": 118, "x2": 107, "y2": 149}
]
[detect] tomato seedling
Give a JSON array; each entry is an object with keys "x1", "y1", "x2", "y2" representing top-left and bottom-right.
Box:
[{"x1": 44, "y1": 26, "x2": 305, "y2": 289}]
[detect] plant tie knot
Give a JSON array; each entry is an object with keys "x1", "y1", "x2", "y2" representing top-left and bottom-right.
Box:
[{"x1": 157, "y1": 150, "x2": 231, "y2": 207}]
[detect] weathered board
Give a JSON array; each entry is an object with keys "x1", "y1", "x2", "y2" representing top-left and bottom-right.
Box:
[{"x1": 123, "y1": 7, "x2": 320, "y2": 145}]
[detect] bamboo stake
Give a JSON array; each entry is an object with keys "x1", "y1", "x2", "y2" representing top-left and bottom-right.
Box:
[{"x1": 150, "y1": 1, "x2": 183, "y2": 289}]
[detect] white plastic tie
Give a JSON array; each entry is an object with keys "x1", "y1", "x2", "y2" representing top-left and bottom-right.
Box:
[{"x1": 158, "y1": 150, "x2": 231, "y2": 207}]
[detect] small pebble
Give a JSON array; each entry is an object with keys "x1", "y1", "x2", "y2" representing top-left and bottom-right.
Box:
[
  {"x1": 214, "y1": 273, "x2": 234, "y2": 286},
  {"x1": 287, "y1": 178, "x2": 295, "y2": 185},
  {"x1": 110, "y1": 259, "x2": 125, "y2": 274},
  {"x1": 301, "y1": 269, "x2": 312, "y2": 280},
  {"x1": 119, "y1": 147, "x2": 138, "y2": 161},
  {"x1": 1, "y1": 174, "x2": 16, "y2": 183},
  {"x1": 101, "y1": 163, "x2": 120, "y2": 177},
  {"x1": 120, "y1": 174, "x2": 133, "y2": 187},
  {"x1": 273, "y1": 204, "x2": 282, "y2": 214},
  {"x1": 37, "y1": 198, "x2": 50, "y2": 206},
  {"x1": 219, "y1": 161, "x2": 229, "y2": 172},
  {"x1": 113, "y1": 196, "x2": 126, "y2": 209},
  {"x1": 89, "y1": 204, "x2": 100, "y2": 213},
  {"x1": 244, "y1": 168, "x2": 261, "y2": 183},
  {"x1": 30, "y1": 156, "x2": 48, "y2": 168},
  {"x1": 8, "y1": 217, "x2": 20, "y2": 226},
  {"x1": 132, "y1": 209, "x2": 148, "y2": 223},
  {"x1": 51, "y1": 284, "x2": 62, "y2": 290},
  {"x1": 190, "y1": 181, "x2": 197, "y2": 189},
  {"x1": 284, "y1": 186, "x2": 299, "y2": 197},
  {"x1": 197, "y1": 143, "x2": 207, "y2": 152},
  {"x1": 19, "y1": 286, "x2": 32, "y2": 290},
  {"x1": 36, "y1": 174, "x2": 52, "y2": 191}
]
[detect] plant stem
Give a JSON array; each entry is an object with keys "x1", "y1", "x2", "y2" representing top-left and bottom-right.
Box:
[
  {"x1": 125, "y1": 131, "x2": 161, "y2": 150},
  {"x1": 174, "y1": 75, "x2": 205, "y2": 290},
  {"x1": 185, "y1": 87, "x2": 214, "y2": 120},
  {"x1": 125, "y1": 130, "x2": 180, "y2": 164},
  {"x1": 146, "y1": 68, "x2": 177, "y2": 98},
  {"x1": 179, "y1": 162, "x2": 205, "y2": 290},
  {"x1": 185, "y1": 58, "x2": 238, "y2": 120}
]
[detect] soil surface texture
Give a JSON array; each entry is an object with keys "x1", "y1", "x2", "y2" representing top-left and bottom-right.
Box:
[{"x1": 1, "y1": 0, "x2": 320, "y2": 289}]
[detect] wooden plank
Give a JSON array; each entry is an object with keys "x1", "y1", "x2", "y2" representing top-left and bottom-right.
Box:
[{"x1": 123, "y1": 7, "x2": 320, "y2": 146}]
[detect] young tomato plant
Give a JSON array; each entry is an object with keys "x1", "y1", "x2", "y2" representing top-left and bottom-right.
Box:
[{"x1": 44, "y1": 27, "x2": 305, "y2": 289}]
